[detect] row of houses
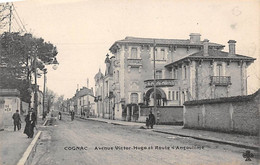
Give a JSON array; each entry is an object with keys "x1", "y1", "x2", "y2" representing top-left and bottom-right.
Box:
[
  {"x1": 93, "y1": 33, "x2": 255, "y2": 124},
  {"x1": 61, "y1": 81, "x2": 96, "y2": 117}
]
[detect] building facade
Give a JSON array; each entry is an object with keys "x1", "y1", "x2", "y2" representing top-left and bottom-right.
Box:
[
  {"x1": 95, "y1": 33, "x2": 255, "y2": 121},
  {"x1": 0, "y1": 89, "x2": 21, "y2": 127},
  {"x1": 94, "y1": 69, "x2": 104, "y2": 118},
  {"x1": 69, "y1": 86, "x2": 96, "y2": 117}
]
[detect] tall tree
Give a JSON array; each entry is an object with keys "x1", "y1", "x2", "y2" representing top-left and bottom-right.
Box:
[
  {"x1": 45, "y1": 88, "x2": 57, "y2": 113},
  {"x1": 0, "y1": 32, "x2": 58, "y2": 103}
]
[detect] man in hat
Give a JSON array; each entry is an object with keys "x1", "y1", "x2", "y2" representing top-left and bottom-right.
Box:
[
  {"x1": 12, "y1": 110, "x2": 21, "y2": 131},
  {"x1": 24, "y1": 108, "x2": 36, "y2": 138},
  {"x1": 148, "y1": 111, "x2": 156, "y2": 129}
]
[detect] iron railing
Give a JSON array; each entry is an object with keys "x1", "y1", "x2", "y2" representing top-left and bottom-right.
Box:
[{"x1": 210, "y1": 76, "x2": 231, "y2": 86}]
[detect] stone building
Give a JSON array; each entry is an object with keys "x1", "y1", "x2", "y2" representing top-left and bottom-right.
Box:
[
  {"x1": 94, "y1": 69, "x2": 104, "y2": 118},
  {"x1": 72, "y1": 86, "x2": 95, "y2": 117},
  {"x1": 95, "y1": 33, "x2": 255, "y2": 122},
  {"x1": 165, "y1": 39, "x2": 255, "y2": 105},
  {"x1": 0, "y1": 89, "x2": 21, "y2": 127}
]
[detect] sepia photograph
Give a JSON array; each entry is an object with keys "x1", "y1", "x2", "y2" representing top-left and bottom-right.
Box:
[{"x1": 0, "y1": 0, "x2": 259, "y2": 164}]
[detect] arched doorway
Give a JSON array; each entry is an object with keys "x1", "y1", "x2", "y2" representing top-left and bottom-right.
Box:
[{"x1": 144, "y1": 88, "x2": 167, "y2": 106}]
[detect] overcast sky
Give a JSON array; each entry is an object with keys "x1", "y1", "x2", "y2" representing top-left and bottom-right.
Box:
[{"x1": 1, "y1": 0, "x2": 260, "y2": 98}]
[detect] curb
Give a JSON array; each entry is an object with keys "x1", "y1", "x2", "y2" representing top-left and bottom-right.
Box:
[
  {"x1": 85, "y1": 118, "x2": 260, "y2": 151},
  {"x1": 153, "y1": 130, "x2": 260, "y2": 151},
  {"x1": 16, "y1": 118, "x2": 48, "y2": 165},
  {"x1": 16, "y1": 131, "x2": 42, "y2": 165},
  {"x1": 64, "y1": 113, "x2": 260, "y2": 151}
]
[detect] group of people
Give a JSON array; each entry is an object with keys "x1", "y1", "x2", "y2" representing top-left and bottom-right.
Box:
[{"x1": 12, "y1": 108, "x2": 36, "y2": 138}]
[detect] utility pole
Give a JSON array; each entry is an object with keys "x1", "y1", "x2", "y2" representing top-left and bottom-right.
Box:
[
  {"x1": 153, "y1": 40, "x2": 158, "y2": 124},
  {"x1": 33, "y1": 45, "x2": 38, "y2": 124},
  {"x1": 42, "y1": 68, "x2": 47, "y2": 120},
  {"x1": 8, "y1": 3, "x2": 12, "y2": 33}
]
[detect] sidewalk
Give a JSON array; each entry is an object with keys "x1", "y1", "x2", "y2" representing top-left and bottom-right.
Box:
[
  {"x1": 84, "y1": 117, "x2": 259, "y2": 151},
  {"x1": 0, "y1": 116, "x2": 45, "y2": 165}
]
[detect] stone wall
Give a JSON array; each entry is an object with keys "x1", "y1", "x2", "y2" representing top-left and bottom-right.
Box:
[
  {"x1": 0, "y1": 99, "x2": 4, "y2": 130},
  {"x1": 184, "y1": 89, "x2": 260, "y2": 135},
  {"x1": 139, "y1": 106, "x2": 183, "y2": 124}
]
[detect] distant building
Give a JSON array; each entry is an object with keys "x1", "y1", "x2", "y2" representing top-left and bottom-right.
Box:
[
  {"x1": 72, "y1": 86, "x2": 96, "y2": 117},
  {"x1": 95, "y1": 33, "x2": 255, "y2": 121},
  {"x1": 94, "y1": 69, "x2": 104, "y2": 118}
]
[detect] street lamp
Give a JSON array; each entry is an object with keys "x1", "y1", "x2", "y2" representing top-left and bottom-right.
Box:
[
  {"x1": 42, "y1": 57, "x2": 59, "y2": 120},
  {"x1": 42, "y1": 68, "x2": 47, "y2": 120},
  {"x1": 52, "y1": 57, "x2": 58, "y2": 70}
]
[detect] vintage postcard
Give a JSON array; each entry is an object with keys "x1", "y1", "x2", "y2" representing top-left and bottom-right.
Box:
[{"x1": 0, "y1": 0, "x2": 259, "y2": 165}]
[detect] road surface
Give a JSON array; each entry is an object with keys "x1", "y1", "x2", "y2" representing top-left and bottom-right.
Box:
[{"x1": 31, "y1": 115, "x2": 258, "y2": 165}]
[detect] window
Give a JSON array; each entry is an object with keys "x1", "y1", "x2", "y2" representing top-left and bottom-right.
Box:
[
  {"x1": 130, "y1": 93, "x2": 138, "y2": 104},
  {"x1": 182, "y1": 91, "x2": 185, "y2": 102},
  {"x1": 155, "y1": 48, "x2": 158, "y2": 60},
  {"x1": 184, "y1": 66, "x2": 187, "y2": 79},
  {"x1": 155, "y1": 70, "x2": 162, "y2": 79},
  {"x1": 155, "y1": 49, "x2": 166, "y2": 60},
  {"x1": 173, "y1": 69, "x2": 178, "y2": 79},
  {"x1": 168, "y1": 91, "x2": 171, "y2": 100},
  {"x1": 172, "y1": 91, "x2": 175, "y2": 100},
  {"x1": 176, "y1": 91, "x2": 179, "y2": 100},
  {"x1": 161, "y1": 49, "x2": 165, "y2": 60},
  {"x1": 131, "y1": 48, "x2": 137, "y2": 59},
  {"x1": 216, "y1": 64, "x2": 223, "y2": 76}
]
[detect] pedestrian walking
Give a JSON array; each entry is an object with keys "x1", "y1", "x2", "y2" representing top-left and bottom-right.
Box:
[
  {"x1": 148, "y1": 111, "x2": 156, "y2": 129},
  {"x1": 24, "y1": 109, "x2": 36, "y2": 138},
  {"x1": 12, "y1": 110, "x2": 21, "y2": 131},
  {"x1": 58, "y1": 112, "x2": 62, "y2": 120},
  {"x1": 71, "y1": 110, "x2": 75, "y2": 121}
]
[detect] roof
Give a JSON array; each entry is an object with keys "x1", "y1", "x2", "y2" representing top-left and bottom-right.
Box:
[
  {"x1": 165, "y1": 49, "x2": 256, "y2": 67},
  {"x1": 184, "y1": 89, "x2": 260, "y2": 105},
  {"x1": 75, "y1": 87, "x2": 94, "y2": 98},
  {"x1": 109, "y1": 36, "x2": 224, "y2": 52},
  {"x1": 94, "y1": 69, "x2": 104, "y2": 81}
]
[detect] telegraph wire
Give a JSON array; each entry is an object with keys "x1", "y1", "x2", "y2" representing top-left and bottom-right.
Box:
[
  {"x1": 12, "y1": 3, "x2": 27, "y2": 32},
  {"x1": 13, "y1": 14, "x2": 23, "y2": 32}
]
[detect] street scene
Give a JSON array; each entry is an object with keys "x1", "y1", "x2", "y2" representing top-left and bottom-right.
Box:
[{"x1": 0, "y1": 0, "x2": 260, "y2": 165}]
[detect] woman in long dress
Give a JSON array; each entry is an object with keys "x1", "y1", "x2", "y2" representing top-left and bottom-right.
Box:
[{"x1": 24, "y1": 110, "x2": 36, "y2": 138}]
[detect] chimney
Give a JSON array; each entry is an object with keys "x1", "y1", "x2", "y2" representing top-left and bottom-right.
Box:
[
  {"x1": 203, "y1": 39, "x2": 209, "y2": 56},
  {"x1": 228, "y1": 40, "x2": 236, "y2": 56},
  {"x1": 87, "y1": 78, "x2": 89, "y2": 88},
  {"x1": 189, "y1": 33, "x2": 201, "y2": 43}
]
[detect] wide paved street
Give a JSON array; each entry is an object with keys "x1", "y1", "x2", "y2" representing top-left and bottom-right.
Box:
[{"x1": 31, "y1": 115, "x2": 257, "y2": 165}]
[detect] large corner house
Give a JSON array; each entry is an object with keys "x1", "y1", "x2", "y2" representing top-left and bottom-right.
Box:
[{"x1": 94, "y1": 33, "x2": 255, "y2": 122}]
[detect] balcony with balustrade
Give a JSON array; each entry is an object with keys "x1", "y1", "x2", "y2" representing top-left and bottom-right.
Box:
[
  {"x1": 210, "y1": 76, "x2": 231, "y2": 86},
  {"x1": 127, "y1": 58, "x2": 142, "y2": 67},
  {"x1": 144, "y1": 79, "x2": 177, "y2": 88}
]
